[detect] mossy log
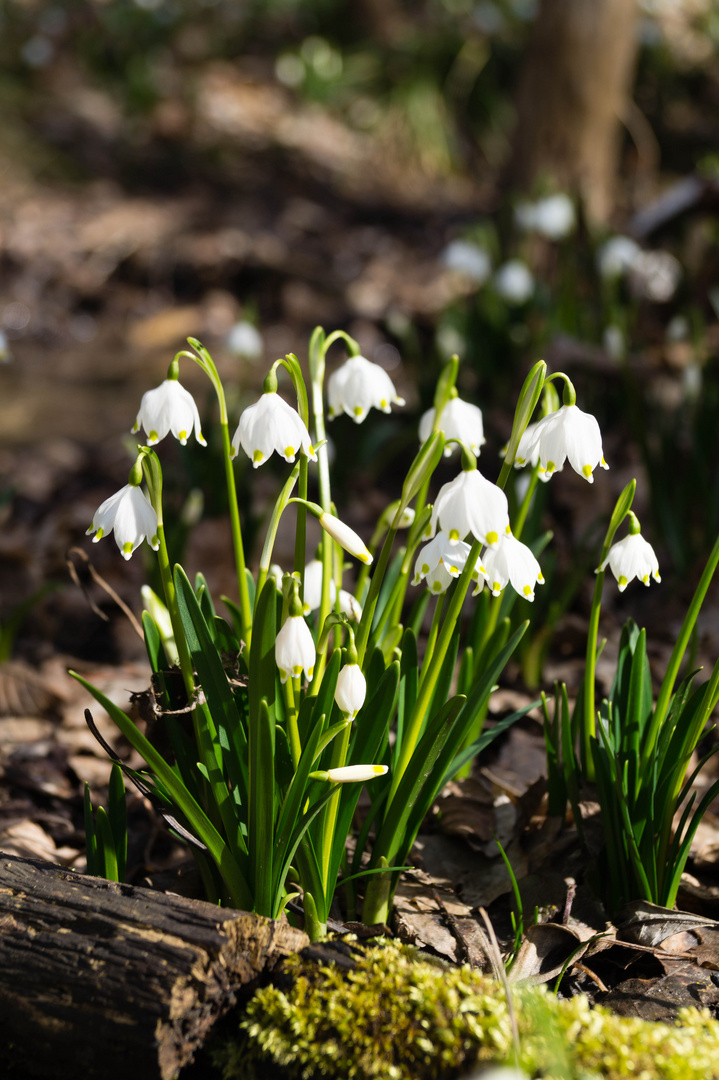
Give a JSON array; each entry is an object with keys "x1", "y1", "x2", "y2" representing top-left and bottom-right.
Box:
[{"x1": 0, "y1": 852, "x2": 308, "y2": 1080}]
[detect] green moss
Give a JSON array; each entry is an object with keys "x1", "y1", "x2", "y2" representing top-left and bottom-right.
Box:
[{"x1": 213, "y1": 938, "x2": 719, "y2": 1080}]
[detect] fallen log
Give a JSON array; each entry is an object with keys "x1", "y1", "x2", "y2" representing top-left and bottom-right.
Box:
[{"x1": 0, "y1": 852, "x2": 308, "y2": 1080}]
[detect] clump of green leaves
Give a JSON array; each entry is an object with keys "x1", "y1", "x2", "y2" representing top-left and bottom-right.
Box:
[{"x1": 213, "y1": 937, "x2": 719, "y2": 1080}]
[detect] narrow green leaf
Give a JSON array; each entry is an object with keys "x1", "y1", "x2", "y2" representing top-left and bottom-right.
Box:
[
  {"x1": 95, "y1": 807, "x2": 119, "y2": 882},
  {"x1": 250, "y1": 697, "x2": 275, "y2": 914},
  {"x1": 84, "y1": 783, "x2": 98, "y2": 877},
  {"x1": 108, "y1": 763, "x2": 127, "y2": 883}
]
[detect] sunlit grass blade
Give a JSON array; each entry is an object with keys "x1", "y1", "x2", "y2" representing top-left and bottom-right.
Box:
[{"x1": 107, "y1": 762, "x2": 127, "y2": 883}]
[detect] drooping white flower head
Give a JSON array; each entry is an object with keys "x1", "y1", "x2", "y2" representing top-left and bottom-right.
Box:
[
  {"x1": 328, "y1": 355, "x2": 405, "y2": 423},
  {"x1": 87, "y1": 483, "x2": 160, "y2": 560},
  {"x1": 599, "y1": 530, "x2": 661, "y2": 592},
  {"x1": 419, "y1": 396, "x2": 486, "y2": 458},
  {"x1": 302, "y1": 559, "x2": 362, "y2": 619},
  {"x1": 319, "y1": 512, "x2": 372, "y2": 564},
  {"x1": 413, "y1": 532, "x2": 471, "y2": 590},
  {"x1": 513, "y1": 422, "x2": 552, "y2": 483},
  {"x1": 597, "y1": 235, "x2": 641, "y2": 279},
  {"x1": 482, "y1": 531, "x2": 545, "y2": 601},
  {"x1": 334, "y1": 663, "x2": 367, "y2": 718},
  {"x1": 430, "y1": 469, "x2": 510, "y2": 548},
  {"x1": 517, "y1": 403, "x2": 608, "y2": 483},
  {"x1": 133, "y1": 378, "x2": 207, "y2": 447},
  {"x1": 232, "y1": 391, "x2": 317, "y2": 468},
  {"x1": 494, "y1": 259, "x2": 534, "y2": 304},
  {"x1": 275, "y1": 614, "x2": 316, "y2": 683},
  {"x1": 441, "y1": 239, "x2": 492, "y2": 284},
  {"x1": 325, "y1": 764, "x2": 388, "y2": 783}
]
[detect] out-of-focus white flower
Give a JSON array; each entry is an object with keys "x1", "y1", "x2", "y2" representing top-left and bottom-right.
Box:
[
  {"x1": 226, "y1": 321, "x2": 263, "y2": 361},
  {"x1": 482, "y1": 532, "x2": 545, "y2": 601},
  {"x1": 494, "y1": 259, "x2": 534, "y2": 304},
  {"x1": 630, "y1": 250, "x2": 682, "y2": 303},
  {"x1": 430, "y1": 469, "x2": 510, "y2": 547},
  {"x1": 232, "y1": 391, "x2": 316, "y2": 467},
  {"x1": 275, "y1": 614, "x2": 316, "y2": 683},
  {"x1": 597, "y1": 235, "x2": 641, "y2": 279},
  {"x1": 419, "y1": 396, "x2": 486, "y2": 457},
  {"x1": 441, "y1": 239, "x2": 492, "y2": 284},
  {"x1": 302, "y1": 559, "x2": 363, "y2": 618},
  {"x1": 599, "y1": 532, "x2": 660, "y2": 592},
  {"x1": 87, "y1": 483, "x2": 159, "y2": 560},
  {"x1": 516, "y1": 194, "x2": 575, "y2": 239},
  {"x1": 133, "y1": 379, "x2": 207, "y2": 447},
  {"x1": 268, "y1": 563, "x2": 284, "y2": 590},
  {"x1": 666, "y1": 314, "x2": 690, "y2": 341},
  {"x1": 516, "y1": 404, "x2": 608, "y2": 483},
  {"x1": 328, "y1": 355, "x2": 405, "y2": 423},
  {"x1": 319, "y1": 513, "x2": 372, "y2": 564},
  {"x1": 334, "y1": 663, "x2": 367, "y2": 718},
  {"x1": 325, "y1": 764, "x2": 388, "y2": 783},
  {"x1": 603, "y1": 324, "x2": 625, "y2": 361}
]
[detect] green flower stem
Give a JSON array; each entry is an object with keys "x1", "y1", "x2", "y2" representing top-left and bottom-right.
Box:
[
  {"x1": 417, "y1": 592, "x2": 446, "y2": 692},
  {"x1": 387, "y1": 537, "x2": 482, "y2": 807},
  {"x1": 320, "y1": 721, "x2": 352, "y2": 895},
  {"x1": 294, "y1": 454, "x2": 308, "y2": 585},
  {"x1": 581, "y1": 568, "x2": 606, "y2": 776},
  {"x1": 286, "y1": 677, "x2": 302, "y2": 770},
  {"x1": 355, "y1": 525, "x2": 399, "y2": 664},
  {"x1": 255, "y1": 461, "x2": 301, "y2": 603},
  {"x1": 641, "y1": 527, "x2": 719, "y2": 775},
  {"x1": 183, "y1": 342, "x2": 253, "y2": 645}
]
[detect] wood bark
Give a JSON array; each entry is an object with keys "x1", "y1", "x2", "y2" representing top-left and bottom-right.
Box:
[
  {"x1": 507, "y1": 0, "x2": 639, "y2": 224},
  {"x1": 0, "y1": 852, "x2": 308, "y2": 1080}
]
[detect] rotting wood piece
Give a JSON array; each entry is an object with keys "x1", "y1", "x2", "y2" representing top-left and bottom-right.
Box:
[{"x1": 0, "y1": 852, "x2": 308, "y2": 1080}]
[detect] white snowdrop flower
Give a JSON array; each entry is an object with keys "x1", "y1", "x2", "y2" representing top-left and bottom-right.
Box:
[
  {"x1": 334, "y1": 663, "x2": 367, "y2": 718},
  {"x1": 482, "y1": 531, "x2": 545, "y2": 601},
  {"x1": 339, "y1": 589, "x2": 362, "y2": 620},
  {"x1": 603, "y1": 324, "x2": 625, "y2": 361},
  {"x1": 494, "y1": 259, "x2": 534, "y2": 304},
  {"x1": 326, "y1": 764, "x2": 387, "y2": 783},
  {"x1": 413, "y1": 532, "x2": 472, "y2": 589},
  {"x1": 133, "y1": 379, "x2": 207, "y2": 447},
  {"x1": 225, "y1": 320, "x2": 263, "y2": 361},
  {"x1": 599, "y1": 532, "x2": 661, "y2": 592},
  {"x1": 597, "y1": 235, "x2": 641, "y2": 279},
  {"x1": 275, "y1": 614, "x2": 316, "y2": 683},
  {"x1": 518, "y1": 404, "x2": 608, "y2": 483},
  {"x1": 441, "y1": 240, "x2": 492, "y2": 284},
  {"x1": 268, "y1": 563, "x2": 284, "y2": 590},
  {"x1": 319, "y1": 512, "x2": 372, "y2": 564},
  {"x1": 513, "y1": 422, "x2": 551, "y2": 482},
  {"x1": 232, "y1": 391, "x2": 317, "y2": 468},
  {"x1": 328, "y1": 355, "x2": 405, "y2": 423},
  {"x1": 630, "y1": 250, "x2": 682, "y2": 303},
  {"x1": 430, "y1": 469, "x2": 510, "y2": 547},
  {"x1": 87, "y1": 484, "x2": 159, "y2": 560},
  {"x1": 419, "y1": 396, "x2": 486, "y2": 458}
]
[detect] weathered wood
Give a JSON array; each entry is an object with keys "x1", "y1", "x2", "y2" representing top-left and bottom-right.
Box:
[{"x1": 0, "y1": 852, "x2": 308, "y2": 1080}]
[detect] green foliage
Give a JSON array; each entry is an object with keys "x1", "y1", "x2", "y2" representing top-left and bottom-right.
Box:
[
  {"x1": 213, "y1": 937, "x2": 719, "y2": 1080},
  {"x1": 84, "y1": 763, "x2": 127, "y2": 882}
]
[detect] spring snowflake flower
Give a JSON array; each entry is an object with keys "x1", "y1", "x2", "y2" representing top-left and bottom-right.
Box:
[
  {"x1": 629, "y1": 250, "x2": 682, "y2": 303},
  {"x1": 232, "y1": 391, "x2": 317, "y2": 468},
  {"x1": 275, "y1": 614, "x2": 316, "y2": 683},
  {"x1": 516, "y1": 194, "x2": 575, "y2": 240},
  {"x1": 334, "y1": 663, "x2": 367, "y2": 718},
  {"x1": 87, "y1": 484, "x2": 159, "y2": 560},
  {"x1": 325, "y1": 764, "x2": 388, "y2": 783},
  {"x1": 494, "y1": 260, "x2": 534, "y2": 304},
  {"x1": 512, "y1": 422, "x2": 551, "y2": 482},
  {"x1": 441, "y1": 240, "x2": 492, "y2": 284},
  {"x1": 516, "y1": 404, "x2": 608, "y2": 483},
  {"x1": 328, "y1": 355, "x2": 405, "y2": 423},
  {"x1": 482, "y1": 531, "x2": 545, "y2": 601},
  {"x1": 225, "y1": 320, "x2": 263, "y2": 361},
  {"x1": 133, "y1": 379, "x2": 207, "y2": 447},
  {"x1": 419, "y1": 396, "x2": 486, "y2": 458},
  {"x1": 302, "y1": 559, "x2": 362, "y2": 619},
  {"x1": 599, "y1": 532, "x2": 661, "y2": 592},
  {"x1": 412, "y1": 532, "x2": 487, "y2": 595},
  {"x1": 597, "y1": 235, "x2": 641, "y2": 279},
  {"x1": 319, "y1": 513, "x2": 372, "y2": 564},
  {"x1": 430, "y1": 469, "x2": 510, "y2": 548}
]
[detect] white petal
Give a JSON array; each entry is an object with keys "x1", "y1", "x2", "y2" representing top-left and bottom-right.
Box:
[
  {"x1": 334, "y1": 664, "x2": 367, "y2": 716},
  {"x1": 326, "y1": 764, "x2": 388, "y2": 783},
  {"x1": 275, "y1": 615, "x2": 316, "y2": 683}
]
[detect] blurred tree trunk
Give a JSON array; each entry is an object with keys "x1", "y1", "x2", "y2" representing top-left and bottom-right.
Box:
[{"x1": 507, "y1": 0, "x2": 639, "y2": 225}]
